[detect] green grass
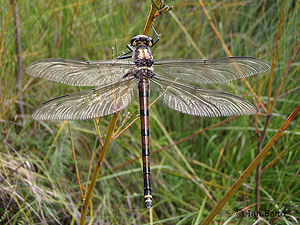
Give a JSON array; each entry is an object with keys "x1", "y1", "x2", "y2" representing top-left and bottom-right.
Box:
[{"x1": 1, "y1": 0, "x2": 300, "y2": 224}]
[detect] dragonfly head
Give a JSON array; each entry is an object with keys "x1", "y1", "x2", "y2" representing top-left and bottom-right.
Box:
[{"x1": 131, "y1": 35, "x2": 153, "y2": 47}]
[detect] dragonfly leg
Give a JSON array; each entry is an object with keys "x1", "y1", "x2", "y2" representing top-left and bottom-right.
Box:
[
  {"x1": 152, "y1": 25, "x2": 161, "y2": 46},
  {"x1": 117, "y1": 44, "x2": 134, "y2": 59}
]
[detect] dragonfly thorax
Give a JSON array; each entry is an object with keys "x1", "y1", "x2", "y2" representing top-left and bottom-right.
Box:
[
  {"x1": 132, "y1": 38, "x2": 154, "y2": 72},
  {"x1": 132, "y1": 39, "x2": 154, "y2": 79}
]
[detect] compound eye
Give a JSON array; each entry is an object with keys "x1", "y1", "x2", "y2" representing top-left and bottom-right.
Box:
[
  {"x1": 131, "y1": 37, "x2": 139, "y2": 46},
  {"x1": 148, "y1": 37, "x2": 153, "y2": 47}
]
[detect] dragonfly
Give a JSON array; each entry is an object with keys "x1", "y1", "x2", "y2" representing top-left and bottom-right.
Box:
[{"x1": 26, "y1": 28, "x2": 270, "y2": 209}]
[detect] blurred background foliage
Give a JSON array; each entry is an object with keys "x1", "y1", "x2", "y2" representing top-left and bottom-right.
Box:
[{"x1": 1, "y1": 0, "x2": 299, "y2": 224}]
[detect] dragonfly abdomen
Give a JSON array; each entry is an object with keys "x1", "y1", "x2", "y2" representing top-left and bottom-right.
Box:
[{"x1": 138, "y1": 77, "x2": 152, "y2": 209}]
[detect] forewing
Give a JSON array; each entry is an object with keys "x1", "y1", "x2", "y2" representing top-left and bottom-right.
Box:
[
  {"x1": 151, "y1": 77, "x2": 257, "y2": 117},
  {"x1": 32, "y1": 78, "x2": 137, "y2": 120},
  {"x1": 26, "y1": 59, "x2": 135, "y2": 86},
  {"x1": 153, "y1": 57, "x2": 270, "y2": 85}
]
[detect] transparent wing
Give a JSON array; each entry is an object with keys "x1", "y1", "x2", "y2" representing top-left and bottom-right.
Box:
[
  {"x1": 153, "y1": 57, "x2": 270, "y2": 85},
  {"x1": 32, "y1": 78, "x2": 137, "y2": 120},
  {"x1": 151, "y1": 77, "x2": 257, "y2": 117},
  {"x1": 26, "y1": 58, "x2": 135, "y2": 86}
]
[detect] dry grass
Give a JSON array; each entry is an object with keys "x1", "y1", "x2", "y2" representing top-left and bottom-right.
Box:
[{"x1": 1, "y1": 0, "x2": 299, "y2": 224}]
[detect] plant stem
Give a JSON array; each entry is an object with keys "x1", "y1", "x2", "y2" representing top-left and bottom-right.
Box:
[
  {"x1": 80, "y1": 113, "x2": 120, "y2": 225},
  {"x1": 13, "y1": 0, "x2": 24, "y2": 122},
  {"x1": 143, "y1": 0, "x2": 161, "y2": 36}
]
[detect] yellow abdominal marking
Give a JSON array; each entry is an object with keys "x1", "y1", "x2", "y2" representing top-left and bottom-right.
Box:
[{"x1": 144, "y1": 195, "x2": 152, "y2": 199}]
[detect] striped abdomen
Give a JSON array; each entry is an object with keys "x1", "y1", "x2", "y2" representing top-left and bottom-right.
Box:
[{"x1": 138, "y1": 76, "x2": 152, "y2": 209}]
